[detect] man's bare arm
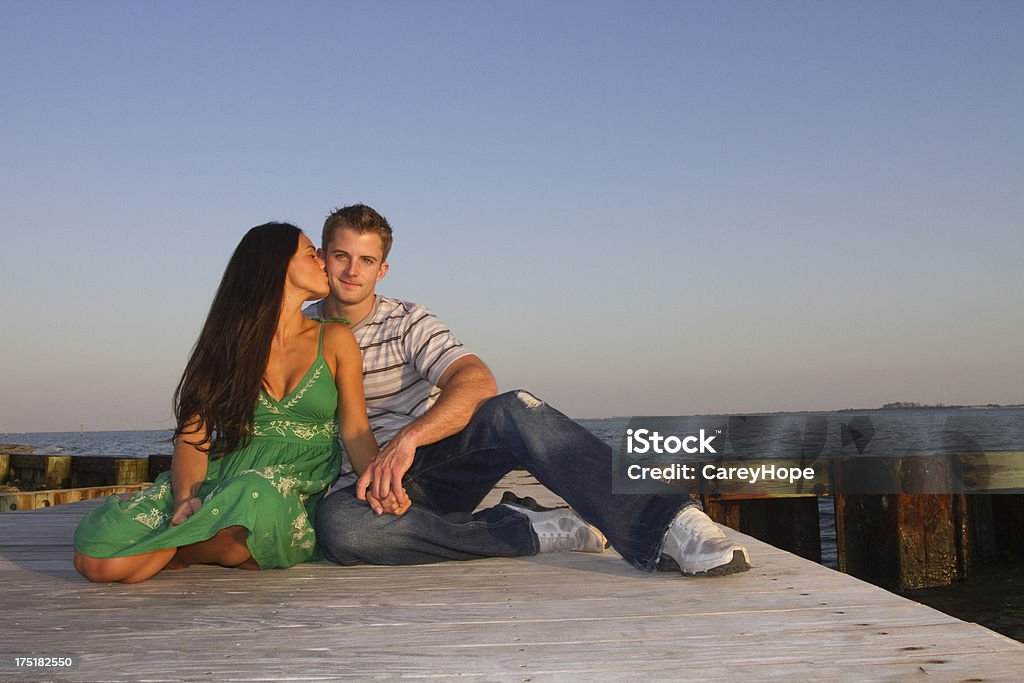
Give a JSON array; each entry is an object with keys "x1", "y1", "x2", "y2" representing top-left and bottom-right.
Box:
[
  {"x1": 357, "y1": 355, "x2": 497, "y2": 507},
  {"x1": 397, "y1": 355, "x2": 497, "y2": 448}
]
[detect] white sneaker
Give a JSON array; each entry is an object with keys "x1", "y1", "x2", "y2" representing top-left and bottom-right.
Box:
[
  {"x1": 502, "y1": 503, "x2": 607, "y2": 554},
  {"x1": 661, "y1": 507, "x2": 751, "y2": 576}
]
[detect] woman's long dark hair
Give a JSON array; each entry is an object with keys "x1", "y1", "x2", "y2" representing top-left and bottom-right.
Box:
[{"x1": 173, "y1": 222, "x2": 301, "y2": 455}]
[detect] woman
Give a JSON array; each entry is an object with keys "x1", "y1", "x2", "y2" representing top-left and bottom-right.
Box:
[{"x1": 74, "y1": 223, "x2": 378, "y2": 583}]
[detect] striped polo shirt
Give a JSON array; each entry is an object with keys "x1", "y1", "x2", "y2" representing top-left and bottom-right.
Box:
[{"x1": 304, "y1": 296, "x2": 476, "y2": 478}]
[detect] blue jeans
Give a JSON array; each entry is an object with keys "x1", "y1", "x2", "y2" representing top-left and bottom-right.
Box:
[{"x1": 314, "y1": 390, "x2": 697, "y2": 571}]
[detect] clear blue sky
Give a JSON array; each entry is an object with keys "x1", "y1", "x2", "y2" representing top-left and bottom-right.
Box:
[{"x1": 2, "y1": 1, "x2": 1022, "y2": 432}]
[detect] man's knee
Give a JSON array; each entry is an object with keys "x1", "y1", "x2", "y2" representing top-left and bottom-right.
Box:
[
  {"x1": 315, "y1": 493, "x2": 379, "y2": 565},
  {"x1": 510, "y1": 389, "x2": 544, "y2": 409},
  {"x1": 477, "y1": 390, "x2": 545, "y2": 421}
]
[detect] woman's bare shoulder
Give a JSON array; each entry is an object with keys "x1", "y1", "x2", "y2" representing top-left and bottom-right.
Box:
[{"x1": 321, "y1": 321, "x2": 358, "y2": 349}]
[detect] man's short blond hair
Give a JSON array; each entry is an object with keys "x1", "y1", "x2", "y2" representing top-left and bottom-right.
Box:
[{"x1": 322, "y1": 203, "x2": 393, "y2": 261}]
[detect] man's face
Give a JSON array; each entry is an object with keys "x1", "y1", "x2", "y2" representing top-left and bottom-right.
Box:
[{"x1": 320, "y1": 226, "x2": 389, "y2": 306}]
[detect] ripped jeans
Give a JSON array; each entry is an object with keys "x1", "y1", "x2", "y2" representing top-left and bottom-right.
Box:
[{"x1": 314, "y1": 390, "x2": 697, "y2": 571}]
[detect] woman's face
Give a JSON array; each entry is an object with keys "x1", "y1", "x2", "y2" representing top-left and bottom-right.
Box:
[{"x1": 286, "y1": 233, "x2": 330, "y2": 300}]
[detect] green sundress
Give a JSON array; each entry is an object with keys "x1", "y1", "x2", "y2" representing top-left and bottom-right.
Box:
[{"x1": 74, "y1": 324, "x2": 341, "y2": 569}]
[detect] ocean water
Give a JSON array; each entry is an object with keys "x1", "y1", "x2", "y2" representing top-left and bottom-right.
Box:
[
  {"x1": 2, "y1": 429, "x2": 176, "y2": 457},
  {"x1": 10, "y1": 406, "x2": 1023, "y2": 459}
]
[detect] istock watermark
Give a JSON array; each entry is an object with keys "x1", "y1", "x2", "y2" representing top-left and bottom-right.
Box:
[
  {"x1": 624, "y1": 462, "x2": 815, "y2": 485},
  {"x1": 610, "y1": 413, "x2": 1024, "y2": 496},
  {"x1": 625, "y1": 428, "x2": 718, "y2": 454}
]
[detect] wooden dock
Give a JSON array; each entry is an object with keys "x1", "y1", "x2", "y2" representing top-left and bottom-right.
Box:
[
  {"x1": 8, "y1": 451, "x2": 1024, "y2": 591},
  {"x1": 2, "y1": 472, "x2": 1022, "y2": 681}
]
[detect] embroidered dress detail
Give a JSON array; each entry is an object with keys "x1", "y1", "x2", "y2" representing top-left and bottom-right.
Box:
[
  {"x1": 133, "y1": 508, "x2": 169, "y2": 530},
  {"x1": 283, "y1": 365, "x2": 323, "y2": 409},
  {"x1": 127, "y1": 480, "x2": 170, "y2": 512},
  {"x1": 252, "y1": 419, "x2": 334, "y2": 441},
  {"x1": 257, "y1": 392, "x2": 283, "y2": 415}
]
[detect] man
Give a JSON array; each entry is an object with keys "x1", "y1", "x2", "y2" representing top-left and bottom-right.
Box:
[{"x1": 306, "y1": 204, "x2": 750, "y2": 575}]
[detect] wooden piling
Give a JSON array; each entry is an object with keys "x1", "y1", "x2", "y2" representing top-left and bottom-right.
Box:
[
  {"x1": 701, "y1": 495, "x2": 821, "y2": 563},
  {"x1": 148, "y1": 453, "x2": 172, "y2": 480},
  {"x1": 9, "y1": 454, "x2": 73, "y2": 489},
  {"x1": 69, "y1": 456, "x2": 150, "y2": 487},
  {"x1": 991, "y1": 494, "x2": 1024, "y2": 559},
  {"x1": 955, "y1": 492, "x2": 996, "y2": 572}
]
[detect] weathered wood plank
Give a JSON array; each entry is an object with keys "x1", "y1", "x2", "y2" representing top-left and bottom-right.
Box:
[{"x1": 960, "y1": 451, "x2": 1024, "y2": 491}]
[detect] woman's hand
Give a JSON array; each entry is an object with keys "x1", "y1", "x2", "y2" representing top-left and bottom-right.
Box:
[
  {"x1": 364, "y1": 488, "x2": 413, "y2": 516},
  {"x1": 169, "y1": 497, "x2": 203, "y2": 527},
  {"x1": 356, "y1": 433, "x2": 418, "y2": 510},
  {"x1": 171, "y1": 416, "x2": 209, "y2": 527}
]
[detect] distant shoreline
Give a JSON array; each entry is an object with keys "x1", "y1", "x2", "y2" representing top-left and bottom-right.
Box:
[
  {"x1": 598, "y1": 403, "x2": 1024, "y2": 420},
  {"x1": 837, "y1": 403, "x2": 1024, "y2": 413}
]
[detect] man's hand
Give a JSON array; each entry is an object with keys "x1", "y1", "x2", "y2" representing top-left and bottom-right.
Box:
[
  {"x1": 169, "y1": 497, "x2": 202, "y2": 527},
  {"x1": 356, "y1": 429, "x2": 419, "y2": 512}
]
